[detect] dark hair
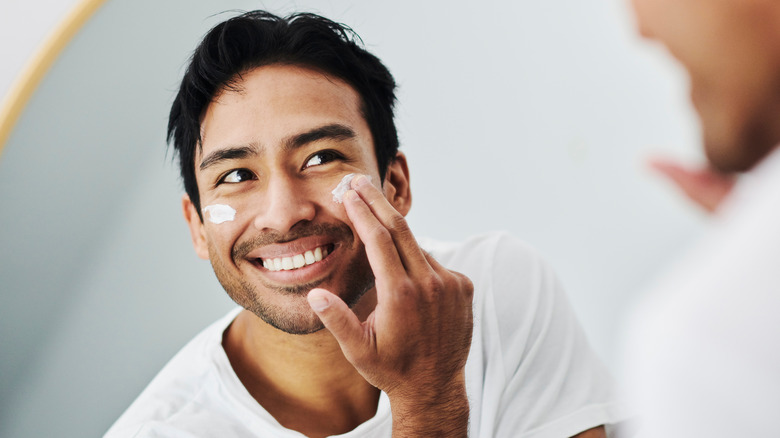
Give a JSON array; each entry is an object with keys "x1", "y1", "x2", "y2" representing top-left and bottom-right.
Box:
[{"x1": 167, "y1": 11, "x2": 399, "y2": 219}]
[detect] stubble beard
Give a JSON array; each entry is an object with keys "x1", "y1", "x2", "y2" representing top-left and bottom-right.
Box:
[
  {"x1": 694, "y1": 75, "x2": 780, "y2": 173},
  {"x1": 208, "y1": 223, "x2": 375, "y2": 335}
]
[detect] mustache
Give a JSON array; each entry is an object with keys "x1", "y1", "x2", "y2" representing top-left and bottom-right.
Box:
[{"x1": 232, "y1": 222, "x2": 354, "y2": 261}]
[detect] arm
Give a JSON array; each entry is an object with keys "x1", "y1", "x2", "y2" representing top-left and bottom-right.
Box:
[{"x1": 307, "y1": 173, "x2": 474, "y2": 437}]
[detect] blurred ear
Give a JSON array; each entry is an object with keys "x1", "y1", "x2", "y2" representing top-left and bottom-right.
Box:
[
  {"x1": 182, "y1": 194, "x2": 210, "y2": 260},
  {"x1": 383, "y1": 152, "x2": 412, "y2": 217}
]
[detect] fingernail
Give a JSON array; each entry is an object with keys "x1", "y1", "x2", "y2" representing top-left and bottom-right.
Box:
[
  {"x1": 308, "y1": 292, "x2": 330, "y2": 311},
  {"x1": 353, "y1": 174, "x2": 370, "y2": 188},
  {"x1": 345, "y1": 190, "x2": 360, "y2": 202}
]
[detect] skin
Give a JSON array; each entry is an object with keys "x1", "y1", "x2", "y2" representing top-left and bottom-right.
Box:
[
  {"x1": 181, "y1": 63, "x2": 605, "y2": 437},
  {"x1": 648, "y1": 158, "x2": 736, "y2": 213},
  {"x1": 182, "y1": 64, "x2": 474, "y2": 437},
  {"x1": 631, "y1": 0, "x2": 780, "y2": 175}
]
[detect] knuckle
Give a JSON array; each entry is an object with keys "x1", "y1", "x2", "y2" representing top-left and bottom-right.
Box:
[
  {"x1": 368, "y1": 223, "x2": 392, "y2": 242},
  {"x1": 449, "y1": 270, "x2": 474, "y2": 299},
  {"x1": 461, "y1": 276, "x2": 475, "y2": 300},
  {"x1": 426, "y1": 274, "x2": 445, "y2": 294},
  {"x1": 387, "y1": 213, "x2": 408, "y2": 233},
  {"x1": 396, "y1": 279, "x2": 417, "y2": 299},
  {"x1": 418, "y1": 273, "x2": 444, "y2": 299}
]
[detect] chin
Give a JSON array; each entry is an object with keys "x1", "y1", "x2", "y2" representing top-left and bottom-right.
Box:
[
  {"x1": 696, "y1": 80, "x2": 780, "y2": 173},
  {"x1": 212, "y1": 237, "x2": 376, "y2": 335},
  {"x1": 703, "y1": 120, "x2": 778, "y2": 173},
  {"x1": 223, "y1": 274, "x2": 374, "y2": 335},
  {"x1": 243, "y1": 292, "x2": 327, "y2": 334},
  {"x1": 257, "y1": 308, "x2": 326, "y2": 335}
]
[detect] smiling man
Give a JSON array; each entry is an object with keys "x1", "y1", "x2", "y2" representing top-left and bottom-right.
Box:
[
  {"x1": 191, "y1": 66, "x2": 381, "y2": 336},
  {"x1": 106, "y1": 11, "x2": 624, "y2": 437}
]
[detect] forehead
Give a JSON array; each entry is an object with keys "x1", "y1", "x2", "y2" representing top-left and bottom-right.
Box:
[{"x1": 199, "y1": 64, "x2": 369, "y2": 158}]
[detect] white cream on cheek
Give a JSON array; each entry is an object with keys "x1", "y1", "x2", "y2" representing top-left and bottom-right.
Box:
[
  {"x1": 331, "y1": 173, "x2": 372, "y2": 203},
  {"x1": 203, "y1": 204, "x2": 236, "y2": 224}
]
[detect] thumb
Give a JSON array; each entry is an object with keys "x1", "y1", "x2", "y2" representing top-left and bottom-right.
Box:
[{"x1": 307, "y1": 288, "x2": 365, "y2": 355}]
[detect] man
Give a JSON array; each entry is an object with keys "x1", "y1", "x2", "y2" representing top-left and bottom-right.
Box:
[
  {"x1": 107, "y1": 11, "x2": 623, "y2": 437},
  {"x1": 623, "y1": 0, "x2": 780, "y2": 436}
]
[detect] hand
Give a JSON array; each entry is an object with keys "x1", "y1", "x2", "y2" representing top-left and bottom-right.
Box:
[
  {"x1": 307, "y1": 174, "x2": 474, "y2": 436},
  {"x1": 648, "y1": 157, "x2": 736, "y2": 213}
]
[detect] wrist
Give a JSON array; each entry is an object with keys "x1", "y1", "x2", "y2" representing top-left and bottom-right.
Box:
[{"x1": 389, "y1": 373, "x2": 469, "y2": 437}]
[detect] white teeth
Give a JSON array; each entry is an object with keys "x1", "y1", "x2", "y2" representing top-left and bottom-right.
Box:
[{"x1": 263, "y1": 246, "x2": 330, "y2": 272}]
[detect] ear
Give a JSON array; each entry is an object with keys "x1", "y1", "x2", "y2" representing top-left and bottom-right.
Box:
[
  {"x1": 182, "y1": 194, "x2": 210, "y2": 260},
  {"x1": 383, "y1": 152, "x2": 412, "y2": 217}
]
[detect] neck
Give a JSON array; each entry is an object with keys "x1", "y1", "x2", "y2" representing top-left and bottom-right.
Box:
[{"x1": 222, "y1": 291, "x2": 379, "y2": 437}]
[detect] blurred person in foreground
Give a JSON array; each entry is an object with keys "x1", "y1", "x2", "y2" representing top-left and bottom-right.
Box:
[
  {"x1": 106, "y1": 11, "x2": 626, "y2": 437},
  {"x1": 623, "y1": 0, "x2": 780, "y2": 436}
]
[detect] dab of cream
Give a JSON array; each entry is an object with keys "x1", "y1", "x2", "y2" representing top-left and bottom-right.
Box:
[
  {"x1": 203, "y1": 204, "x2": 236, "y2": 224},
  {"x1": 332, "y1": 174, "x2": 372, "y2": 203}
]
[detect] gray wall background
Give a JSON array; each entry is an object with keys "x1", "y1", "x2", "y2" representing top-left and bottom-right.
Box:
[{"x1": 0, "y1": 0, "x2": 705, "y2": 436}]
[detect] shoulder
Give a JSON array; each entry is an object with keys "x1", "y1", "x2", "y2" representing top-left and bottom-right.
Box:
[
  {"x1": 419, "y1": 231, "x2": 546, "y2": 279},
  {"x1": 621, "y1": 152, "x2": 780, "y2": 436},
  {"x1": 420, "y1": 231, "x2": 557, "y2": 309},
  {"x1": 428, "y1": 233, "x2": 626, "y2": 436},
  {"x1": 420, "y1": 231, "x2": 565, "y2": 355}
]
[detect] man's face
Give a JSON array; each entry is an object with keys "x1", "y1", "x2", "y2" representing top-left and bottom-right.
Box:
[
  {"x1": 184, "y1": 65, "x2": 388, "y2": 334},
  {"x1": 631, "y1": 0, "x2": 780, "y2": 171}
]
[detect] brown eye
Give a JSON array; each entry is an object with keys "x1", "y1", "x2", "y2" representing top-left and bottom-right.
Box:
[
  {"x1": 303, "y1": 150, "x2": 343, "y2": 169},
  {"x1": 220, "y1": 169, "x2": 255, "y2": 184}
]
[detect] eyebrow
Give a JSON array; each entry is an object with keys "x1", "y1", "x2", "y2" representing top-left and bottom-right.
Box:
[
  {"x1": 282, "y1": 124, "x2": 356, "y2": 152},
  {"x1": 199, "y1": 144, "x2": 258, "y2": 172},
  {"x1": 198, "y1": 124, "x2": 356, "y2": 172}
]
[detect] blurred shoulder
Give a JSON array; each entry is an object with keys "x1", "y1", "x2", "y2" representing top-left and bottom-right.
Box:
[{"x1": 419, "y1": 231, "x2": 549, "y2": 285}]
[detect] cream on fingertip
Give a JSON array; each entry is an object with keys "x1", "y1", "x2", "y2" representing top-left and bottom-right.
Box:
[
  {"x1": 332, "y1": 173, "x2": 372, "y2": 203},
  {"x1": 332, "y1": 174, "x2": 355, "y2": 203}
]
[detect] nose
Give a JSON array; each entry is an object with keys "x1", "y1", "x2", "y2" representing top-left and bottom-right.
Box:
[{"x1": 252, "y1": 174, "x2": 317, "y2": 233}]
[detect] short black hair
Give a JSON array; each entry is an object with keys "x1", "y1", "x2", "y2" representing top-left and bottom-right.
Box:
[{"x1": 167, "y1": 11, "x2": 399, "y2": 219}]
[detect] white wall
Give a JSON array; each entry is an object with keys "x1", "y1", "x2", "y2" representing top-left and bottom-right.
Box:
[
  {"x1": 0, "y1": 0, "x2": 82, "y2": 103},
  {"x1": 0, "y1": 1, "x2": 706, "y2": 436}
]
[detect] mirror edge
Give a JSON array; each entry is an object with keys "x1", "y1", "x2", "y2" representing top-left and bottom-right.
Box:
[{"x1": 0, "y1": 0, "x2": 107, "y2": 157}]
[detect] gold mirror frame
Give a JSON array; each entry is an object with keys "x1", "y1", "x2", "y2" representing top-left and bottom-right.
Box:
[{"x1": 0, "y1": 0, "x2": 107, "y2": 155}]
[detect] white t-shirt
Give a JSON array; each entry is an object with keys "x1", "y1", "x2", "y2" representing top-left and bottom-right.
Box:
[
  {"x1": 621, "y1": 148, "x2": 780, "y2": 437},
  {"x1": 107, "y1": 232, "x2": 625, "y2": 437}
]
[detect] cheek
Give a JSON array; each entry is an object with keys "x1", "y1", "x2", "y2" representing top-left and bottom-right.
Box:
[{"x1": 202, "y1": 216, "x2": 244, "y2": 259}]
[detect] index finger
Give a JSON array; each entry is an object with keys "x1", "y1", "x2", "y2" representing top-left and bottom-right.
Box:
[
  {"x1": 342, "y1": 188, "x2": 407, "y2": 284},
  {"x1": 350, "y1": 174, "x2": 430, "y2": 274}
]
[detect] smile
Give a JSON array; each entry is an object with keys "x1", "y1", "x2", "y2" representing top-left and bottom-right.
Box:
[{"x1": 259, "y1": 244, "x2": 333, "y2": 272}]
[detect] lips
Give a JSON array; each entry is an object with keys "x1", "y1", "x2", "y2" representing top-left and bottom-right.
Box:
[
  {"x1": 237, "y1": 223, "x2": 354, "y2": 281},
  {"x1": 258, "y1": 244, "x2": 334, "y2": 272}
]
